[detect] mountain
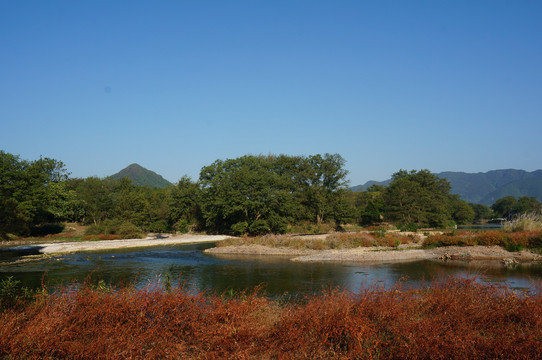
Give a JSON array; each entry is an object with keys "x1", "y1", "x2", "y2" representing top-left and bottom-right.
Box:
[
  {"x1": 109, "y1": 163, "x2": 172, "y2": 188},
  {"x1": 351, "y1": 169, "x2": 542, "y2": 206}
]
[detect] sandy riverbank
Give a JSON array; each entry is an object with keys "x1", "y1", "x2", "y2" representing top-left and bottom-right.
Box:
[
  {"x1": 1, "y1": 234, "x2": 232, "y2": 255},
  {"x1": 205, "y1": 244, "x2": 542, "y2": 263}
]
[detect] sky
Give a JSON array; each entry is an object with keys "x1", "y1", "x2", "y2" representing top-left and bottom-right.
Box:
[{"x1": 1, "y1": 1, "x2": 541, "y2": 186}]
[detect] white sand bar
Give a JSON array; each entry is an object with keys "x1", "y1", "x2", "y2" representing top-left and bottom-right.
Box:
[{"x1": 4, "y1": 234, "x2": 231, "y2": 255}]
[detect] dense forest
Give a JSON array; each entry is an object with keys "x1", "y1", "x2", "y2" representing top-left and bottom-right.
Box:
[{"x1": 1, "y1": 150, "x2": 541, "y2": 239}]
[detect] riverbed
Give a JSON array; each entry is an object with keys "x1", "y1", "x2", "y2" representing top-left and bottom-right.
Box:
[{"x1": 2, "y1": 242, "x2": 542, "y2": 296}]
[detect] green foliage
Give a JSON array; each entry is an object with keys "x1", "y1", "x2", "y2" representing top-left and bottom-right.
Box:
[
  {"x1": 449, "y1": 195, "x2": 475, "y2": 225},
  {"x1": 383, "y1": 169, "x2": 452, "y2": 227},
  {"x1": 199, "y1": 154, "x2": 349, "y2": 235},
  {"x1": 469, "y1": 203, "x2": 493, "y2": 222},
  {"x1": 108, "y1": 163, "x2": 171, "y2": 188},
  {"x1": 231, "y1": 222, "x2": 249, "y2": 235},
  {"x1": 0, "y1": 151, "x2": 68, "y2": 238},
  {"x1": 491, "y1": 196, "x2": 518, "y2": 218},
  {"x1": 491, "y1": 196, "x2": 542, "y2": 218},
  {"x1": 399, "y1": 223, "x2": 419, "y2": 232},
  {"x1": 29, "y1": 223, "x2": 65, "y2": 237},
  {"x1": 248, "y1": 220, "x2": 271, "y2": 235},
  {"x1": 168, "y1": 176, "x2": 202, "y2": 232},
  {"x1": 148, "y1": 220, "x2": 169, "y2": 233},
  {"x1": 0, "y1": 276, "x2": 35, "y2": 310},
  {"x1": 85, "y1": 219, "x2": 143, "y2": 239},
  {"x1": 118, "y1": 222, "x2": 144, "y2": 239}
]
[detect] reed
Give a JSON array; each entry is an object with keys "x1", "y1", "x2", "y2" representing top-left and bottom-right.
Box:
[{"x1": 504, "y1": 212, "x2": 542, "y2": 232}]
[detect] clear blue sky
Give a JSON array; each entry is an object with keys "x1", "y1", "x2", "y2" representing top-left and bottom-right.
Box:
[{"x1": 1, "y1": 1, "x2": 541, "y2": 185}]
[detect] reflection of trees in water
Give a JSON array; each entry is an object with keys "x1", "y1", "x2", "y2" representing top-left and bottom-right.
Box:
[
  {"x1": 195, "y1": 261, "x2": 351, "y2": 296},
  {"x1": 3, "y1": 248, "x2": 542, "y2": 296}
]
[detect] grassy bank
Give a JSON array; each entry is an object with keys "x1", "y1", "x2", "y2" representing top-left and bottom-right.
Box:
[
  {"x1": 217, "y1": 232, "x2": 418, "y2": 251},
  {"x1": 0, "y1": 277, "x2": 541, "y2": 359},
  {"x1": 423, "y1": 230, "x2": 542, "y2": 252}
]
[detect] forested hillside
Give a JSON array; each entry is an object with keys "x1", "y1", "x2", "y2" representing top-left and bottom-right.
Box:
[
  {"x1": 353, "y1": 169, "x2": 542, "y2": 205},
  {"x1": 108, "y1": 163, "x2": 171, "y2": 188}
]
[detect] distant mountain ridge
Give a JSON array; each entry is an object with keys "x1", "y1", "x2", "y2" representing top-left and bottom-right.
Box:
[
  {"x1": 351, "y1": 169, "x2": 542, "y2": 206},
  {"x1": 109, "y1": 163, "x2": 172, "y2": 188}
]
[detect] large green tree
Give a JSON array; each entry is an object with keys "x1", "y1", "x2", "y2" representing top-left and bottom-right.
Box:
[
  {"x1": 0, "y1": 151, "x2": 68, "y2": 237},
  {"x1": 198, "y1": 154, "x2": 349, "y2": 234},
  {"x1": 168, "y1": 176, "x2": 202, "y2": 232},
  {"x1": 384, "y1": 169, "x2": 452, "y2": 227},
  {"x1": 491, "y1": 196, "x2": 517, "y2": 218},
  {"x1": 299, "y1": 154, "x2": 349, "y2": 225}
]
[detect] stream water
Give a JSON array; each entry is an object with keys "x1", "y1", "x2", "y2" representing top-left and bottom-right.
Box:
[{"x1": 2, "y1": 242, "x2": 542, "y2": 297}]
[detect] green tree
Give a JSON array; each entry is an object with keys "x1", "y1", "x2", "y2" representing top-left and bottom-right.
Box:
[
  {"x1": 169, "y1": 176, "x2": 202, "y2": 232},
  {"x1": 357, "y1": 185, "x2": 386, "y2": 225},
  {"x1": 449, "y1": 195, "x2": 475, "y2": 225},
  {"x1": 469, "y1": 203, "x2": 493, "y2": 223},
  {"x1": 0, "y1": 151, "x2": 68, "y2": 238},
  {"x1": 491, "y1": 196, "x2": 517, "y2": 218},
  {"x1": 384, "y1": 169, "x2": 452, "y2": 227},
  {"x1": 200, "y1": 155, "x2": 294, "y2": 234},
  {"x1": 73, "y1": 177, "x2": 114, "y2": 225},
  {"x1": 198, "y1": 154, "x2": 348, "y2": 234},
  {"x1": 515, "y1": 196, "x2": 542, "y2": 214},
  {"x1": 299, "y1": 154, "x2": 349, "y2": 225},
  {"x1": 114, "y1": 180, "x2": 151, "y2": 227}
]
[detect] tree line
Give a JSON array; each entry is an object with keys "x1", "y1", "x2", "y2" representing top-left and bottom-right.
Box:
[{"x1": 1, "y1": 150, "x2": 541, "y2": 239}]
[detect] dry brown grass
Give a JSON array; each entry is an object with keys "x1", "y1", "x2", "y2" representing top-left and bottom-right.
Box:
[
  {"x1": 218, "y1": 232, "x2": 418, "y2": 251},
  {"x1": 1, "y1": 277, "x2": 541, "y2": 359},
  {"x1": 423, "y1": 229, "x2": 542, "y2": 251}
]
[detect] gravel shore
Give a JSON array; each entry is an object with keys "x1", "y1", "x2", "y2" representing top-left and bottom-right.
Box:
[
  {"x1": 1, "y1": 234, "x2": 231, "y2": 255},
  {"x1": 205, "y1": 244, "x2": 542, "y2": 263}
]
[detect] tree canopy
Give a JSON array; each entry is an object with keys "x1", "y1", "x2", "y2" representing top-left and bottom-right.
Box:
[
  {"x1": 199, "y1": 154, "x2": 349, "y2": 234},
  {"x1": 0, "y1": 151, "x2": 68, "y2": 237}
]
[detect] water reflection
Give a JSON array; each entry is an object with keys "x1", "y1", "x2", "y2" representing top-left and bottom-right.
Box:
[{"x1": 1, "y1": 242, "x2": 542, "y2": 296}]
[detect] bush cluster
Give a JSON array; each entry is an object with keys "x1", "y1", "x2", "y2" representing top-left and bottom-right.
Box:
[
  {"x1": 1, "y1": 277, "x2": 541, "y2": 359},
  {"x1": 423, "y1": 230, "x2": 542, "y2": 251},
  {"x1": 85, "y1": 219, "x2": 144, "y2": 239}
]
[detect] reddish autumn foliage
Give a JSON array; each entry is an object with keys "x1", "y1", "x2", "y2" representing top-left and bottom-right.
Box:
[
  {"x1": 1, "y1": 277, "x2": 541, "y2": 359},
  {"x1": 424, "y1": 230, "x2": 542, "y2": 250}
]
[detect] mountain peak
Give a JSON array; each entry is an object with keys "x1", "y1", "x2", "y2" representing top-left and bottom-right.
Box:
[{"x1": 109, "y1": 163, "x2": 172, "y2": 188}]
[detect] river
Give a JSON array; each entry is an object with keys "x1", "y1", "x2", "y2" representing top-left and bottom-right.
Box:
[{"x1": 2, "y1": 242, "x2": 542, "y2": 296}]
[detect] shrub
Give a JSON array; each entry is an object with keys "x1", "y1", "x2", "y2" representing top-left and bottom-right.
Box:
[
  {"x1": 248, "y1": 220, "x2": 271, "y2": 236},
  {"x1": 147, "y1": 220, "x2": 169, "y2": 233},
  {"x1": 85, "y1": 220, "x2": 143, "y2": 239},
  {"x1": 174, "y1": 219, "x2": 192, "y2": 233},
  {"x1": 399, "y1": 223, "x2": 419, "y2": 232},
  {"x1": 231, "y1": 222, "x2": 248, "y2": 236},
  {"x1": 475, "y1": 230, "x2": 509, "y2": 246},
  {"x1": 423, "y1": 231, "x2": 477, "y2": 247},
  {"x1": 118, "y1": 222, "x2": 144, "y2": 239},
  {"x1": 2, "y1": 277, "x2": 541, "y2": 359},
  {"x1": 326, "y1": 232, "x2": 375, "y2": 248},
  {"x1": 0, "y1": 277, "x2": 35, "y2": 310},
  {"x1": 267, "y1": 215, "x2": 288, "y2": 234}
]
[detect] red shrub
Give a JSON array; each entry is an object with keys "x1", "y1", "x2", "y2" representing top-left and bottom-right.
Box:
[
  {"x1": 1, "y1": 278, "x2": 541, "y2": 359},
  {"x1": 474, "y1": 230, "x2": 509, "y2": 246}
]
